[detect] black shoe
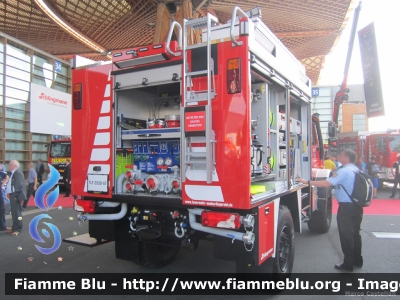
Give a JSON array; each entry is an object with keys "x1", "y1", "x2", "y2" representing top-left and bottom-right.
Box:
[
  {"x1": 335, "y1": 263, "x2": 353, "y2": 272},
  {"x1": 63, "y1": 195, "x2": 70, "y2": 197},
  {"x1": 21, "y1": 207, "x2": 26, "y2": 210},
  {"x1": 390, "y1": 195, "x2": 395, "y2": 198},
  {"x1": 354, "y1": 262, "x2": 363, "y2": 267}
]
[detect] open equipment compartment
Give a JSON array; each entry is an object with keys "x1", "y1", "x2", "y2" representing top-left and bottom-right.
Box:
[{"x1": 114, "y1": 77, "x2": 182, "y2": 198}]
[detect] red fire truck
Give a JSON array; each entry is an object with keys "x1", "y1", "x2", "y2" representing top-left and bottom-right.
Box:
[
  {"x1": 71, "y1": 7, "x2": 331, "y2": 273},
  {"x1": 329, "y1": 130, "x2": 400, "y2": 187},
  {"x1": 47, "y1": 139, "x2": 71, "y2": 184}
]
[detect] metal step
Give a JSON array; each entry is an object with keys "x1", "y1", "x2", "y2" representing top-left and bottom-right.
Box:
[
  {"x1": 184, "y1": 160, "x2": 207, "y2": 165},
  {"x1": 186, "y1": 70, "x2": 208, "y2": 77},
  {"x1": 188, "y1": 152, "x2": 207, "y2": 157},
  {"x1": 186, "y1": 43, "x2": 207, "y2": 50},
  {"x1": 186, "y1": 91, "x2": 216, "y2": 102}
]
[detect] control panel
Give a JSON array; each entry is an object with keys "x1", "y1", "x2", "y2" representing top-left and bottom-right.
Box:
[{"x1": 132, "y1": 139, "x2": 180, "y2": 173}]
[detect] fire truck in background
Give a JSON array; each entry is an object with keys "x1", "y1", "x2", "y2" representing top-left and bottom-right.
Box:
[
  {"x1": 71, "y1": 7, "x2": 332, "y2": 273},
  {"x1": 47, "y1": 139, "x2": 71, "y2": 184},
  {"x1": 329, "y1": 130, "x2": 400, "y2": 188}
]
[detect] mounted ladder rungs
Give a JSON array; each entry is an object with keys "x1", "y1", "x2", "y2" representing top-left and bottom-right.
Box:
[
  {"x1": 182, "y1": 13, "x2": 217, "y2": 184},
  {"x1": 186, "y1": 16, "x2": 218, "y2": 30}
]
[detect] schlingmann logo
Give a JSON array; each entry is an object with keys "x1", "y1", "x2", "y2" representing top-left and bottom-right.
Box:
[
  {"x1": 39, "y1": 92, "x2": 68, "y2": 105},
  {"x1": 29, "y1": 164, "x2": 62, "y2": 255}
]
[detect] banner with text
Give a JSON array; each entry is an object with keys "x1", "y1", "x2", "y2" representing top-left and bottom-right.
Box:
[
  {"x1": 30, "y1": 83, "x2": 72, "y2": 135},
  {"x1": 358, "y1": 23, "x2": 385, "y2": 118},
  {"x1": 5, "y1": 273, "x2": 400, "y2": 296}
]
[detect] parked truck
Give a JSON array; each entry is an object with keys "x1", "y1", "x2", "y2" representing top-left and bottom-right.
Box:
[
  {"x1": 71, "y1": 7, "x2": 332, "y2": 273},
  {"x1": 329, "y1": 130, "x2": 400, "y2": 188},
  {"x1": 47, "y1": 138, "x2": 71, "y2": 184}
]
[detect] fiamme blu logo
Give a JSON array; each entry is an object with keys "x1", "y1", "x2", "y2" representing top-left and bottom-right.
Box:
[{"x1": 29, "y1": 164, "x2": 62, "y2": 255}]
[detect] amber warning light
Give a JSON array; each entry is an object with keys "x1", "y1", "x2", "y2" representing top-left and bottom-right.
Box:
[
  {"x1": 73, "y1": 83, "x2": 82, "y2": 110},
  {"x1": 227, "y1": 58, "x2": 241, "y2": 94}
]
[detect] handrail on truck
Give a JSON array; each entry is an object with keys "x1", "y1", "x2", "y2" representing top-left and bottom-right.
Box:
[
  {"x1": 230, "y1": 6, "x2": 249, "y2": 46},
  {"x1": 166, "y1": 20, "x2": 182, "y2": 56}
]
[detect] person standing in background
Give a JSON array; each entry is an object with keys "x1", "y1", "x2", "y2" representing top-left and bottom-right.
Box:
[
  {"x1": 367, "y1": 155, "x2": 380, "y2": 199},
  {"x1": 0, "y1": 168, "x2": 9, "y2": 232},
  {"x1": 0, "y1": 164, "x2": 10, "y2": 214},
  {"x1": 390, "y1": 154, "x2": 400, "y2": 198},
  {"x1": 6, "y1": 160, "x2": 26, "y2": 236},
  {"x1": 335, "y1": 155, "x2": 343, "y2": 168},
  {"x1": 64, "y1": 159, "x2": 71, "y2": 197},
  {"x1": 36, "y1": 159, "x2": 44, "y2": 185},
  {"x1": 324, "y1": 155, "x2": 337, "y2": 171},
  {"x1": 358, "y1": 156, "x2": 367, "y2": 174},
  {"x1": 22, "y1": 162, "x2": 37, "y2": 209}
]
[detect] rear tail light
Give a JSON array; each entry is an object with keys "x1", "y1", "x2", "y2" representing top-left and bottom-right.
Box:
[
  {"x1": 74, "y1": 199, "x2": 96, "y2": 213},
  {"x1": 201, "y1": 211, "x2": 241, "y2": 229},
  {"x1": 227, "y1": 58, "x2": 241, "y2": 94}
]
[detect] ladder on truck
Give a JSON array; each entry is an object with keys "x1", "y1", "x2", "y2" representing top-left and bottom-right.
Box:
[{"x1": 182, "y1": 14, "x2": 218, "y2": 184}]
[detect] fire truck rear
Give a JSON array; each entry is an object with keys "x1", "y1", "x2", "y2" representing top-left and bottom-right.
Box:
[{"x1": 71, "y1": 7, "x2": 332, "y2": 273}]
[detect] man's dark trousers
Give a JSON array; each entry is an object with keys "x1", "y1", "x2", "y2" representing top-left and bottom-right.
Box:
[
  {"x1": 64, "y1": 181, "x2": 71, "y2": 197},
  {"x1": 37, "y1": 174, "x2": 43, "y2": 185},
  {"x1": 390, "y1": 176, "x2": 400, "y2": 197},
  {"x1": 0, "y1": 192, "x2": 6, "y2": 230},
  {"x1": 337, "y1": 202, "x2": 363, "y2": 269},
  {"x1": 9, "y1": 193, "x2": 22, "y2": 232},
  {"x1": 22, "y1": 183, "x2": 35, "y2": 208}
]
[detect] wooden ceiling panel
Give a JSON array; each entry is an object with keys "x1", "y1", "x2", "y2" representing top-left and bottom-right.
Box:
[{"x1": 0, "y1": 0, "x2": 356, "y2": 83}]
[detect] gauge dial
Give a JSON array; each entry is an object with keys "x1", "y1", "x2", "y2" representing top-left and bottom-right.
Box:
[
  {"x1": 156, "y1": 157, "x2": 164, "y2": 166},
  {"x1": 165, "y1": 157, "x2": 172, "y2": 166}
]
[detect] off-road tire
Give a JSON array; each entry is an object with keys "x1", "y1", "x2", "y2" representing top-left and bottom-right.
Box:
[
  {"x1": 308, "y1": 187, "x2": 332, "y2": 233},
  {"x1": 132, "y1": 238, "x2": 181, "y2": 268}
]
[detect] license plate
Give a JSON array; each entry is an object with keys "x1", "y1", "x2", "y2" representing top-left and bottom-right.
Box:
[{"x1": 87, "y1": 174, "x2": 108, "y2": 193}]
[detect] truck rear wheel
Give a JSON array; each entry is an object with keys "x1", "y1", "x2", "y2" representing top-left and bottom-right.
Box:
[
  {"x1": 272, "y1": 205, "x2": 295, "y2": 274},
  {"x1": 132, "y1": 238, "x2": 181, "y2": 268},
  {"x1": 307, "y1": 187, "x2": 332, "y2": 233}
]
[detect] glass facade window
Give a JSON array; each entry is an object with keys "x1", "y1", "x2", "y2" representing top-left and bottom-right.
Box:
[
  {"x1": 6, "y1": 119, "x2": 26, "y2": 130},
  {"x1": 6, "y1": 42, "x2": 30, "y2": 62},
  {"x1": 353, "y1": 114, "x2": 367, "y2": 131},
  {"x1": 6, "y1": 55, "x2": 30, "y2": 72},
  {"x1": 32, "y1": 152, "x2": 47, "y2": 161},
  {"x1": 6, "y1": 98, "x2": 29, "y2": 110},
  {"x1": 0, "y1": 36, "x2": 71, "y2": 172},
  {"x1": 6, "y1": 76, "x2": 30, "y2": 91},
  {"x1": 5, "y1": 130, "x2": 27, "y2": 140},
  {"x1": 33, "y1": 65, "x2": 53, "y2": 79},
  {"x1": 6, "y1": 65, "x2": 30, "y2": 81},
  {"x1": 6, "y1": 108, "x2": 28, "y2": 121},
  {"x1": 32, "y1": 133, "x2": 50, "y2": 142},
  {"x1": 54, "y1": 83, "x2": 68, "y2": 93},
  {"x1": 32, "y1": 75, "x2": 53, "y2": 88},
  {"x1": 5, "y1": 86, "x2": 29, "y2": 101},
  {"x1": 55, "y1": 74, "x2": 68, "y2": 85}
]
